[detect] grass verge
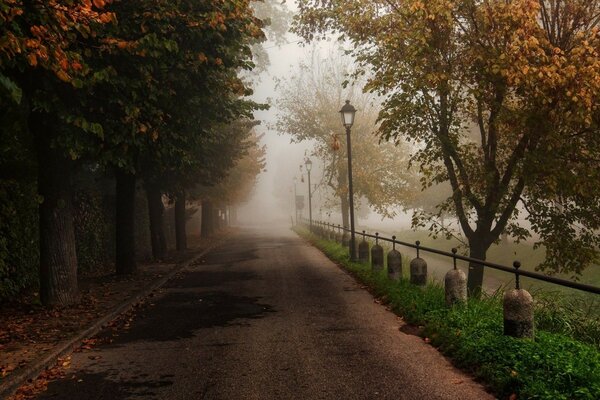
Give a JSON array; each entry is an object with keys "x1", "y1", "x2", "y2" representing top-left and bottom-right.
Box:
[{"x1": 297, "y1": 227, "x2": 600, "y2": 400}]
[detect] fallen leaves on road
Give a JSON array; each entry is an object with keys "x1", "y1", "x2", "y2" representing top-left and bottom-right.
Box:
[{"x1": 8, "y1": 356, "x2": 71, "y2": 400}]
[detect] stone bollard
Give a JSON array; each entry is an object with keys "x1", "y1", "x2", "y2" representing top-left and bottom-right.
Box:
[
  {"x1": 504, "y1": 262, "x2": 534, "y2": 338},
  {"x1": 358, "y1": 231, "x2": 370, "y2": 263},
  {"x1": 336, "y1": 225, "x2": 343, "y2": 244},
  {"x1": 387, "y1": 235, "x2": 402, "y2": 280},
  {"x1": 371, "y1": 233, "x2": 384, "y2": 272},
  {"x1": 342, "y1": 231, "x2": 350, "y2": 247},
  {"x1": 410, "y1": 241, "x2": 427, "y2": 286},
  {"x1": 445, "y1": 249, "x2": 466, "y2": 305}
]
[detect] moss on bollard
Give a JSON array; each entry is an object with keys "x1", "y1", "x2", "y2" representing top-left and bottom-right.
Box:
[
  {"x1": 445, "y1": 248, "x2": 466, "y2": 305},
  {"x1": 503, "y1": 289, "x2": 534, "y2": 338},
  {"x1": 387, "y1": 235, "x2": 402, "y2": 280},
  {"x1": 370, "y1": 233, "x2": 384, "y2": 272},
  {"x1": 342, "y1": 231, "x2": 349, "y2": 247},
  {"x1": 410, "y1": 258, "x2": 427, "y2": 285},
  {"x1": 445, "y1": 269, "x2": 467, "y2": 305},
  {"x1": 504, "y1": 262, "x2": 534, "y2": 338},
  {"x1": 387, "y1": 252, "x2": 402, "y2": 281},
  {"x1": 358, "y1": 231, "x2": 369, "y2": 263}
]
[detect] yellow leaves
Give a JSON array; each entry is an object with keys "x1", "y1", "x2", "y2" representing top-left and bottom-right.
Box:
[
  {"x1": 55, "y1": 70, "x2": 71, "y2": 82},
  {"x1": 198, "y1": 52, "x2": 207, "y2": 63}
]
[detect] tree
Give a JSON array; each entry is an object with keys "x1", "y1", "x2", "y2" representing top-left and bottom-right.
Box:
[
  {"x1": 191, "y1": 122, "x2": 266, "y2": 236},
  {"x1": 276, "y1": 48, "x2": 418, "y2": 227},
  {"x1": 294, "y1": 0, "x2": 600, "y2": 295},
  {"x1": 1, "y1": 0, "x2": 113, "y2": 305},
  {"x1": 83, "y1": 0, "x2": 266, "y2": 265}
]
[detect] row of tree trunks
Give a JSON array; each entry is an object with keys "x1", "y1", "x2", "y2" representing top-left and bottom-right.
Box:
[
  {"x1": 34, "y1": 139, "x2": 191, "y2": 305},
  {"x1": 147, "y1": 184, "x2": 167, "y2": 260},
  {"x1": 201, "y1": 200, "x2": 214, "y2": 237},
  {"x1": 200, "y1": 200, "x2": 228, "y2": 237},
  {"x1": 175, "y1": 191, "x2": 187, "y2": 252}
]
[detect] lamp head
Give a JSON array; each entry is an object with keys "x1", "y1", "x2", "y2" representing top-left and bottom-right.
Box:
[
  {"x1": 305, "y1": 158, "x2": 313, "y2": 172},
  {"x1": 339, "y1": 100, "x2": 357, "y2": 128}
]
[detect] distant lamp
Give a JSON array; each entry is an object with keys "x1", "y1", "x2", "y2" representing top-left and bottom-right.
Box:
[
  {"x1": 305, "y1": 158, "x2": 313, "y2": 172},
  {"x1": 305, "y1": 158, "x2": 313, "y2": 230},
  {"x1": 340, "y1": 100, "x2": 358, "y2": 260},
  {"x1": 339, "y1": 100, "x2": 357, "y2": 128}
]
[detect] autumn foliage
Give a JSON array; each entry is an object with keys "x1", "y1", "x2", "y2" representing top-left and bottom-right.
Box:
[
  {"x1": 0, "y1": 0, "x2": 268, "y2": 305},
  {"x1": 294, "y1": 0, "x2": 600, "y2": 292}
]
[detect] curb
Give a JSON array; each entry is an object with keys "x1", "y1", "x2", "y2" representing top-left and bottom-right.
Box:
[{"x1": 0, "y1": 238, "x2": 226, "y2": 399}]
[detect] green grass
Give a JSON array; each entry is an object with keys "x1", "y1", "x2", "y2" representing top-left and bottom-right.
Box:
[{"x1": 298, "y1": 228, "x2": 600, "y2": 400}]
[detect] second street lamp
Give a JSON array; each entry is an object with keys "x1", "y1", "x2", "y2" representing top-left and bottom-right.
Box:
[
  {"x1": 340, "y1": 100, "x2": 357, "y2": 260},
  {"x1": 305, "y1": 158, "x2": 313, "y2": 231},
  {"x1": 293, "y1": 176, "x2": 298, "y2": 226}
]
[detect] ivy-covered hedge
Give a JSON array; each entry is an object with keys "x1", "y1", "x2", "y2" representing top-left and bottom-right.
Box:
[{"x1": 0, "y1": 179, "x2": 39, "y2": 301}]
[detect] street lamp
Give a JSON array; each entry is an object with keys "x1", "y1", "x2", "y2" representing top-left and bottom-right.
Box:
[
  {"x1": 340, "y1": 100, "x2": 357, "y2": 260},
  {"x1": 293, "y1": 176, "x2": 298, "y2": 225},
  {"x1": 305, "y1": 158, "x2": 313, "y2": 231}
]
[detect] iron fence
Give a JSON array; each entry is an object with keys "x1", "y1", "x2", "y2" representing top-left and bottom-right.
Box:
[{"x1": 301, "y1": 218, "x2": 600, "y2": 295}]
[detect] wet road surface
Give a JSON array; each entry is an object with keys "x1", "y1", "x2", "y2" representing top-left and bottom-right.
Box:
[{"x1": 37, "y1": 226, "x2": 493, "y2": 400}]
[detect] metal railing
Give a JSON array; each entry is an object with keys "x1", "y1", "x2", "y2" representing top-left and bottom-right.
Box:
[{"x1": 301, "y1": 218, "x2": 600, "y2": 295}]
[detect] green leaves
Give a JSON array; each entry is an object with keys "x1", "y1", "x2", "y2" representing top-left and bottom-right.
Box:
[{"x1": 0, "y1": 72, "x2": 22, "y2": 104}]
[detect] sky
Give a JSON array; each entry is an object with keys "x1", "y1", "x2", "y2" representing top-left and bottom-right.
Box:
[{"x1": 237, "y1": 9, "x2": 313, "y2": 224}]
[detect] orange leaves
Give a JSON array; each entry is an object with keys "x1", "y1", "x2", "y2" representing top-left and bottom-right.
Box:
[
  {"x1": 99, "y1": 12, "x2": 116, "y2": 24},
  {"x1": 27, "y1": 53, "x2": 38, "y2": 67},
  {"x1": 93, "y1": 0, "x2": 106, "y2": 8}
]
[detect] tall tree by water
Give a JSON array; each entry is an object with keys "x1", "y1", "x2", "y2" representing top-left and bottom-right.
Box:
[{"x1": 294, "y1": 0, "x2": 600, "y2": 295}]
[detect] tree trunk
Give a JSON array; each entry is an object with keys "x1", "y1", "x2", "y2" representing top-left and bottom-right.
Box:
[
  {"x1": 175, "y1": 191, "x2": 187, "y2": 252},
  {"x1": 147, "y1": 184, "x2": 167, "y2": 260},
  {"x1": 35, "y1": 115, "x2": 79, "y2": 306},
  {"x1": 466, "y1": 236, "x2": 490, "y2": 298},
  {"x1": 115, "y1": 168, "x2": 136, "y2": 274},
  {"x1": 230, "y1": 206, "x2": 238, "y2": 225},
  {"x1": 213, "y1": 207, "x2": 221, "y2": 231},
  {"x1": 201, "y1": 200, "x2": 214, "y2": 236}
]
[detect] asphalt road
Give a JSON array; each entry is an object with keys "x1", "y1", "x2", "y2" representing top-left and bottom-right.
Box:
[{"x1": 37, "y1": 226, "x2": 494, "y2": 400}]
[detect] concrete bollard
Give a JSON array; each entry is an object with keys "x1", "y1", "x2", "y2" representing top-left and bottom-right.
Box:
[
  {"x1": 504, "y1": 262, "x2": 534, "y2": 338},
  {"x1": 371, "y1": 233, "x2": 384, "y2": 272},
  {"x1": 445, "y1": 248, "x2": 467, "y2": 305},
  {"x1": 410, "y1": 242, "x2": 427, "y2": 286},
  {"x1": 336, "y1": 225, "x2": 343, "y2": 244},
  {"x1": 358, "y1": 231, "x2": 370, "y2": 263},
  {"x1": 342, "y1": 231, "x2": 350, "y2": 247},
  {"x1": 387, "y1": 236, "x2": 402, "y2": 280}
]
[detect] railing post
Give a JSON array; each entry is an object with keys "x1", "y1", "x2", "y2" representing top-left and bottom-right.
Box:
[
  {"x1": 371, "y1": 232, "x2": 384, "y2": 272},
  {"x1": 410, "y1": 240, "x2": 427, "y2": 286},
  {"x1": 445, "y1": 248, "x2": 467, "y2": 305},
  {"x1": 387, "y1": 235, "x2": 402, "y2": 280},
  {"x1": 358, "y1": 231, "x2": 369, "y2": 263},
  {"x1": 503, "y1": 261, "x2": 534, "y2": 338}
]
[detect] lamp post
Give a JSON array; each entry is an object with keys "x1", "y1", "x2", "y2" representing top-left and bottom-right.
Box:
[
  {"x1": 340, "y1": 100, "x2": 357, "y2": 260},
  {"x1": 293, "y1": 176, "x2": 298, "y2": 225},
  {"x1": 305, "y1": 158, "x2": 313, "y2": 231}
]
